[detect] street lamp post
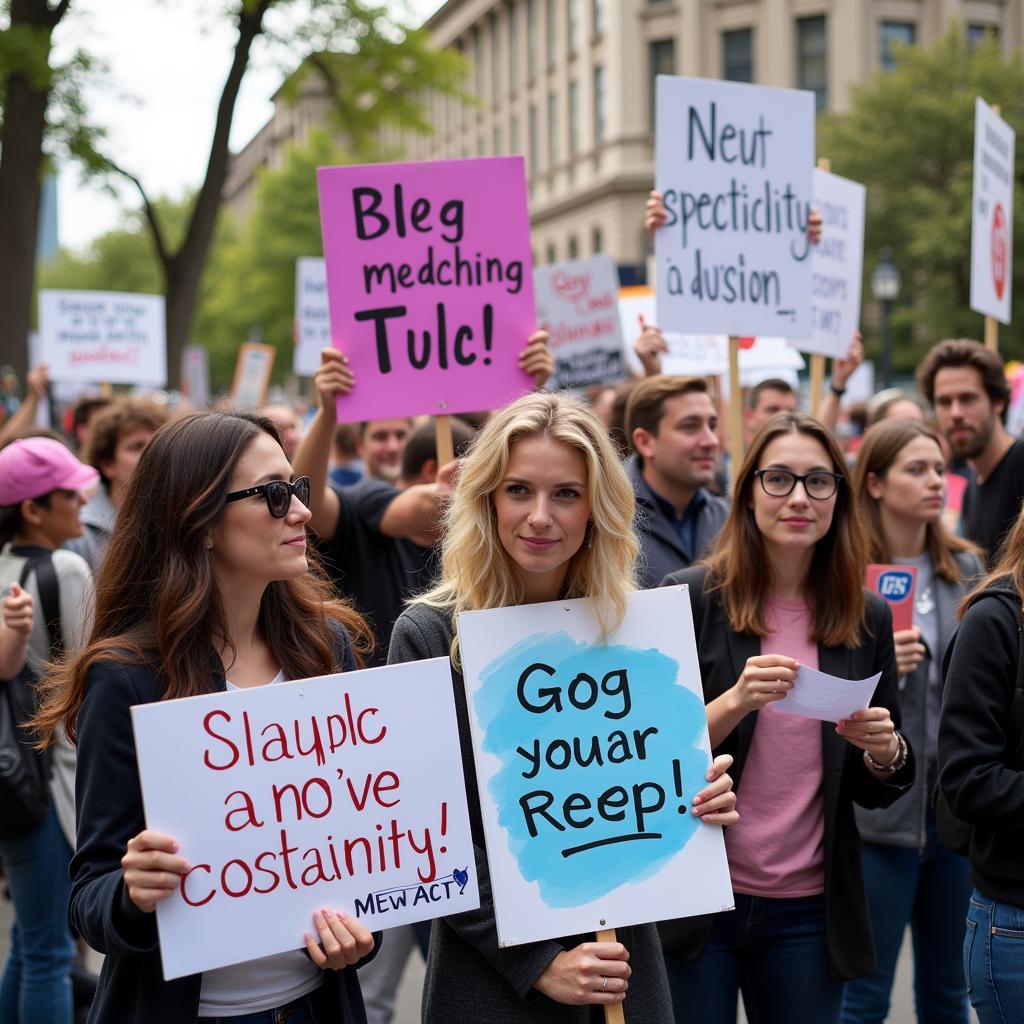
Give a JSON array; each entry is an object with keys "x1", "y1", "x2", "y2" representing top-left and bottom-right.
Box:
[{"x1": 871, "y1": 248, "x2": 902, "y2": 389}]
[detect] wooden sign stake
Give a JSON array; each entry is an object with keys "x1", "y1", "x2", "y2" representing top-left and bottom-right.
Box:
[
  {"x1": 435, "y1": 414, "x2": 455, "y2": 467},
  {"x1": 596, "y1": 927, "x2": 626, "y2": 1024},
  {"x1": 728, "y1": 337, "x2": 743, "y2": 490}
]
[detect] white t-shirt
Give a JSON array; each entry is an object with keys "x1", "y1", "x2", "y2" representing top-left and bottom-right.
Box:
[{"x1": 198, "y1": 668, "x2": 324, "y2": 1016}]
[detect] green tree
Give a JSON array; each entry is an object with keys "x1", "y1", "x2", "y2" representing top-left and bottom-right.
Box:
[{"x1": 819, "y1": 25, "x2": 1024, "y2": 371}]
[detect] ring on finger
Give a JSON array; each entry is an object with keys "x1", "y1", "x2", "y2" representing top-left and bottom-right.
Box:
[{"x1": 601, "y1": 976, "x2": 608, "y2": 991}]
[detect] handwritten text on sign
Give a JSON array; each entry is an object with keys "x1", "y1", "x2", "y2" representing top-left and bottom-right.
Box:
[
  {"x1": 132, "y1": 659, "x2": 478, "y2": 980},
  {"x1": 459, "y1": 589, "x2": 732, "y2": 947},
  {"x1": 294, "y1": 257, "x2": 331, "y2": 376},
  {"x1": 534, "y1": 255, "x2": 625, "y2": 389},
  {"x1": 788, "y1": 169, "x2": 866, "y2": 360},
  {"x1": 655, "y1": 76, "x2": 815, "y2": 337},
  {"x1": 970, "y1": 97, "x2": 1015, "y2": 325},
  {"x1": 317, "y1": 158, "x2": 536, "y2": 422},
  {"x1": 38, "y1": 289, "x2": 167, "y2": 386}
]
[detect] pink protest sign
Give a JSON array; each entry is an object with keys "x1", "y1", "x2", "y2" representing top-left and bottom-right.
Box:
[
  {"x1": 865, "y1": 564, "x2": 917, "y2": 633},
  {"x1": 317, "y1": 157, "x2": 536, "y2": 422}
]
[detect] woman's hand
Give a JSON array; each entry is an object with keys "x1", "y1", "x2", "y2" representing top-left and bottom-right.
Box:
[
  {"x1": 893, "y1": 627, "x2": 925, "y2": 677},
  {"x1": 644, "y1": 190, "x2": 667, "y2": 235},
  {"x1": 729, "y1": 654, "x2": 798, "y2": 714},
  {"x1": 519, "y1": 329, "x2": 554, "y2": 388},
  {"x1": 305, "y1": 908, "x2": 375, "y2": 970},
  {"x1": 534, "y1": 941, "x2": 630, "y2": 1005},
  {"x1": 121, "y1": 830, "x2": 190, "y2": 913},
  {"x1": 314, "y1": 348, "x2": 355, "y2": 416},
  {"x1": 1, "y1": 584, "x2": 33, "y2": 636},
  {"x1": 692, "y1": 754, "x2": 738, "y2": 826},
  {"x1": 837, "y1": 707, "x2": 900, "y2": 766},
  {"x1": 634, "y1": 315, "x2": 668, "y2": 377}
]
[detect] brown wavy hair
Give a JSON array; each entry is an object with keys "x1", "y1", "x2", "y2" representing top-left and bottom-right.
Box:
[
  {"x1": 961, "y1": 506, "x2": 1024, "y2": 619},
  {"x1": 704, "y1": 412, "x2": 866, "y2": 647},
  {"x1": 33, "y1": 411, "x2": 371, "y2": 745},
  {"x1": 852, "y1": 418, "x2": 980, "y2": 582}
]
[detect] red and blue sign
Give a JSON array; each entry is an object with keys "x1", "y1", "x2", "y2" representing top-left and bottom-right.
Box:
[{"x1": 865, "y1": 564, "x2": 917, "y2": 632}]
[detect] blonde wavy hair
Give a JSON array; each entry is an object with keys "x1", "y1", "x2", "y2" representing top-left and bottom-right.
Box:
[{"x1": 417, "y1": 391, "x2": 638, "y2": 664}]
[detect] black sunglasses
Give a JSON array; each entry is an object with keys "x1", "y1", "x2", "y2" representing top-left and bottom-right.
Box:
[{"x1": 224, "y1": 476, "x2": 311, "y2": 518}]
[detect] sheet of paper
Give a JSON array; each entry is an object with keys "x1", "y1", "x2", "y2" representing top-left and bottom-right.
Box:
[{"x1": 772, "y1": 667, "x2": 881, "y2": 723}]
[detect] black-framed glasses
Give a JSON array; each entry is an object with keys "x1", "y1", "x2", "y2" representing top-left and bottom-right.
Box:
[
  {"x1": 224, "y1": 476, "x2": 311, "y2": 518},
  {"x1": 754, "y1": 468, "x2": 842, "y2": 501}
]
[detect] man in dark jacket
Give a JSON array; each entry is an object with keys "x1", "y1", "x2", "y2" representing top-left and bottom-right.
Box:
[{"x1": 625, "y1": 375, "x2": 729, "y2": 589}]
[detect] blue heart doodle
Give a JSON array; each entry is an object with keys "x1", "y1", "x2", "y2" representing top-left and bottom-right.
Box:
[{"x1": 452, "y1": 867, "x2": 469, "y2": 893}]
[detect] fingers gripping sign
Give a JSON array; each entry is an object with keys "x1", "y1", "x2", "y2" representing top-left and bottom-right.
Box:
[{"x1": 304, "y1": 908, "x2": 375, "y2": 970}]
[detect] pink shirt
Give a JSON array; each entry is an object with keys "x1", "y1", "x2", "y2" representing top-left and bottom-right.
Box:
[{"x1": 726, "y1": 594, "x2": 826, "y2": 898}]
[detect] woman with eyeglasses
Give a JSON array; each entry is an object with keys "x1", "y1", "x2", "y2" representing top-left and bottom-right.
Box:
[
  {"x1": 842, "y1": 419, "x2": 981, "y2": 1024},
  {"x1": 660, "y1": 412, "x2": 914, "y2": 1024},
  {"x1": 32, "y1": 412, "x2": 380, "y2": 1024}
]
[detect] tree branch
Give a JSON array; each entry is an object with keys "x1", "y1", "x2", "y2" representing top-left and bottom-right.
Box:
[
  {"x1": 47, "y1": 0, "x2": 71, "y2": 27},
  {"x1": 106, "y1": 160, "x2": 170, "y2": 270}
]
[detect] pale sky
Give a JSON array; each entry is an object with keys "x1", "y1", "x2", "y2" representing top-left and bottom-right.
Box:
[{"x1": 54, "y1": 0, "x2": 440, "y2": 251}]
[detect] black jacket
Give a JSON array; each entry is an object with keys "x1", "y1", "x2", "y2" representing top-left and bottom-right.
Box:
[
  {"x1": 938, "y1": 583, "x2": 1024, "y2": 906},
  {"x1": 657, "y1": 566, "x2": 914, "y2": 982},
  {"x1": 71, "y1": 635, "x2": 379, "y2": 1024}
]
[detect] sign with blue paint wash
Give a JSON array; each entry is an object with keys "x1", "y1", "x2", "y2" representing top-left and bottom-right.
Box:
[{"x1": 458, "y1": 587, "x2": 733, "y2": 947}]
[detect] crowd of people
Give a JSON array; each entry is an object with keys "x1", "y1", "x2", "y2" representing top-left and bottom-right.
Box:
[{"x1": 1, "y1": 230, "x2": 1023, "y2": 1024}]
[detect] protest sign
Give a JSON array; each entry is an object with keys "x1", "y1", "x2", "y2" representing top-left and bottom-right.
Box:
[
  {"x1": 971, "y1": 98, "x2": 1015, "y2": 326},
  {"x1": 788, "y1": 169, "x2": 866, "y2": 360},
  {"x1": 181, "y1": 345, "x2": 210, "y2": 407},
  {"x1": 131, "y1": 658, "x2": 478, "y2": 980},
  {"x1": 317, "y1": 157, "x2": 536, "y2": 422},
  {"x1": 654, "y1": 76, "x2": 815, "y2": 337},
  {"x1": 865, "y1": 564, "x2": 918, "y2": 632},
  {"x1": 458, "y1": 587, "x2": 733, "y2": 947},
  {"x1": 38, "y1": 289, "x2": 167, "y2": 386},
  {"x1": 294, "y1": 257, "x2": 331, "y2": 376},
  {"x1": 534, "y1": 256, "x2": 625, "y2": 389},
  {"x1": 231, "y1": 342, "x2": 276, "y2": 408}
]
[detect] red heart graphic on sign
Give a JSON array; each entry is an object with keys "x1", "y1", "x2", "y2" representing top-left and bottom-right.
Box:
[{"x1": 992, "y1": 203, "x2": 1008, "y2": 301}]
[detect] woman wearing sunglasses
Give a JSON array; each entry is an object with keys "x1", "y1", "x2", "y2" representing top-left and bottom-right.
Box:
[
  {"x1": 33, "y1": 412, "x2": 380, "y2": 1024},
  {"x1": 660, "y1": 412, "x2": 913, "y2": 1024}
]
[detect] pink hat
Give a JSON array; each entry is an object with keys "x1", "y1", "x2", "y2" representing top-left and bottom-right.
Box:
[{"x1": 0, "y1": 437, "x2": 99, "y2": 506}]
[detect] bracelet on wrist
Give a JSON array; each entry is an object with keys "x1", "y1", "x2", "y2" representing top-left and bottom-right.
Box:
[
  {"x1": 863, "y1": 731, "x2": 907, "y2": 773},
  {"x1": 830, "y1": 383, "x2": 847, "y2": 398}
]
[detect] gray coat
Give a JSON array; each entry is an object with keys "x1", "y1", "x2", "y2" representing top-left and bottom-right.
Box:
[
  {"x1": 626, "y1": 456, "x2": 729, "y2": 590},
  {"x1": 388, "y1": 602, "x2": 673, "y2": 1024},
  {"x1": 856, "y1": 549, "x2": 983, "y2": 848}
]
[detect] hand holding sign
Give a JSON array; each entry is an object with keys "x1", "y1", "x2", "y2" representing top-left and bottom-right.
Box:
[
  {"x1": 312, "y1": 348, "x2": 355, "y2": 418},
  {"x1": 893, "y1": 628, "x2": 925, "y2": 677},
  {"x1": 304, "y1": 908, "x2": 375, "y2": 970},
  {"x1": 535, "y1": 940, "x2": 631, "y2": 1006}
]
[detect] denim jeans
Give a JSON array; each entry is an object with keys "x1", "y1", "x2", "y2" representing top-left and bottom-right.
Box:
[
  {"x1": 663, "y1": 892, "x2": 843, "y2": 1024},
  {"x1": 842, "y1": 814, "x2": 971, "y2": 1023},
  {"x1": 964, "y1": 889, "x2": 1024, "y2": 1024},
  {"x1": 0, "y1": 805, "x2": 75, "y2": 1024},
  {"x1": 198, "y1": 982, "x2": 333, "y2": 1023}
]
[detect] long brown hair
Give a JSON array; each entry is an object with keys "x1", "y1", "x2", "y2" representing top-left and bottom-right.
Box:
[
  {"x1": 704, "y1": 412, "x2": 866, "y2": 646},
  {"x1": 852, "y1": 418, "x2": 979, "y2": 582},
  {"x1": 33, "y1": 411, "x2": 371, "y2": 744},
  {"x1": 960, "y1": 505, "x2": 1024, "y2": 619}
]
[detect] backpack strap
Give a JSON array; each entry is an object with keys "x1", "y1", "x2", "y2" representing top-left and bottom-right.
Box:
[{"x1": 17, "y1": 552, "x2": 63, "y2": 661}]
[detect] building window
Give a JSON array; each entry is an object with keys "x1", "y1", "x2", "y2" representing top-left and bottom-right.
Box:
[
  {"x1": 548, "y1": 91, "x2": 559, "y2": 166},
  {"x1": 509, "y1": 3, "x2": 518, "y2": 88},
  {"x1": 568, "y1": 0, "x2": 581, "y2": 55},
  {"x1": 592, "y1": 226, "x2": 603, "y2": 254},
  {"x1": 529, "y1": 104, "x2": 539, "y2": 176},
  {"x1": 968, "y1": 23, "x2": 1000, "y2": 47},
  {"x1": 593, "y1": 0, "x2": 606, "y2": 37},
  {"x1": 723, "y1": 28, "x2": 754, "y2": 83},
  {"x1": 594, "y1": 65, "x2": 606, "y2": 143},
  {"x1": 546, "y1": 242, "x2": 557, "y2": 264},
  {"x1": 527, "y1": 0, "x2": 537, "y2": 77},
  {"x1": 796, "y1": 15, "x2": 828, "y2": 112},
  {"x1": 547, "y1": 0, "x2": 558, "y2": 68},
  {"x1": 568, "y1": 80, "x2": 580, "y2": 156},
  {"x1": 494, "y1": 126, "x2": 502, "y2": 154},
  {"x1": 474, "y1": 28, "x2": 483, "y2": 96},
  {"x1": 568, "y1": 235, "x2": 579, "y2": 260},
  {"x1": 880, "y1": 21, "x2": 915, "y2": 72},
  {"x1": 511, "y1": 115, "x2": 520, "y2": 154},
  {"x1": 649, "y1": 39, "x2": 676, "y2": 129}
]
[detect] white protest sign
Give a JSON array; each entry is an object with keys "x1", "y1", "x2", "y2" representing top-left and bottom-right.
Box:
[
  {"x1": 655, "y1": 76, "x2": 815, "y2": 337},
  {"x1": 231, "y1": 342, "x2": 276, "y2": 408},
  {"x1": 534, "y1": 256, "x2": 626, "y2": 389},
  {"x1": 788, "y1": 169, "x2": 866, "y2": 359},
  {"x1": 617, "y1": 290, "x2": 729, "y2": 377},
  {"x1": 132, "y1": 659, "x2": 479, "y2": 980},
  {"x1": 294, "y1": 257, "x2": 331, "y2": 376},
  {"x1": 181, "y1": 345, "x2": 210, "y2": 407},
  {"x1": 38, "y1": 289, "x2": 167, "y2": 386},
  {"x1": 458, "y1": 587, "x2": 733, "y2": 947},
  {"x1": 971, "y1": 98, "x2": 1015, "y2": 324}
]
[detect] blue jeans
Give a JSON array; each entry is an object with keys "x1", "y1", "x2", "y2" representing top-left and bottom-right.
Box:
[
  {"x1": 842, "y1": 815, "x2": 971, "y2": 1023},
  {"x1": 664, "y1": 893, "x2": 843, "y2": 1024},
  {"x1": 198, "y1": 982, "x2": 332, "y2": 1023},
  {"x1": 0, "y1": 805, "x2": 75, "y2": 1024},
  {"x1": 964, "y1": 889, "x2": 1024, "y2": 1024}
]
